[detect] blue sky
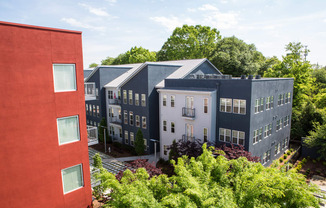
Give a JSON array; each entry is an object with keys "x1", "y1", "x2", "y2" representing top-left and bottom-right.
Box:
[{"x1": 1, "y1": 0, "x2": 325, "y2": 68}]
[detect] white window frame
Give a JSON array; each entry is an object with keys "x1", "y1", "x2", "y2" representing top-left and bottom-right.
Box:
[
  {"x1": 136, "y1": 115, "x2": 140, "y2": 127},
  {"x1": 135, "y1": 93, "x2": 139, "y2": 106},
  {"x1": 129, "y1": 90, "x2": 133, "y2": 105},
  {"x1": 61, "y1": 164, "x2": 84, "y2": 194},
  {"x1": 57, "y1": 115, "x2": 80, "y2": 145},
  {"x1": 171, "y1": 122, "x2": 175, "y2": 133},
  {"x1": 203, "y1": 128, "x2": 208, "y2": 142},
  {"x1": 130, "y1": 132, "x2": 134, "y2": 146},
  {"x1": 219, "y1": 128, "x2": 231, "y2": 142},
  {"x1": 123, "y1": 90, "x2": 127, "y2": 104},
  {"x1": 220, "y1": 98, "x2": 232, "y2": 113},
  {"x1": 232, "y1": 130, "x2": 245, "y2": 146},
  {"x1": 129, "y1": 111, "x2": 134, "y2": 126},
  {"x1": 204, "y1": 98, "x2": 208, "y2": 114},
  {"x1": 141, "y1": 94, "x2": 146, "y2": 107},
  {"x1": 171, "y1": 95, "x2": 175, "y2": 107},
  {"x1": 163, "y1": 95, "x2": 167, "y2": 106},
  {"x1": 233, "y1": 99, "x2": 246, "y2": 115},
  {"x1": 53, "y1": 64, "x2": 76, "y2": 92},
  {"x1": 125, "y1": 131, "x2": 128, "y2": 144},
  {"x1": 163, "y1": 120, "x2": 167, "y2": 131},
  {"x1": 142, "y1": 116, "x2": 147, "y2": 129}
]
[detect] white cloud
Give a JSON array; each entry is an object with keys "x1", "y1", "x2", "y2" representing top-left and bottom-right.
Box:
[
  {"x1": 203, "y1": 10, "x2": 239, "y2": 29},
  {"x1": 61, "y1": 18, "x2": 106, "y2": 31},
  {"x1": 323, "y1": 19, "x2": 326, "y2": 22},
  {"x1": 187, "y1": 8, "x2": 196, "y2": 12},
  {"x1": 220, "y1": 0, "x2": 228, "y2": 4},
  {"x1": 150, "y1": 16, "x2": 195, "y2": 31},
  {"x1": 79, "y1": 3, "x2": 109, "y2": 17},
  {"x1": 106, "y1": 0, "x2": 117, "y2": 3},
  {"x1": 198, "y1": 4, "x2": 218, "y2": 11}
]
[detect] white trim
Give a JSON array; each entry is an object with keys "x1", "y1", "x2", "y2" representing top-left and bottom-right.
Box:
[
  {"x1": 157, "y1": 88, "x2": 214, "y2": 96},
  {"x1": 57, "y1": 115, "x2": 80, "y2": 145},
  {"x1": 61, "y1": 163, "x2": 84, "y2": 194},
  {"x1": 53, "y1": 64, "x2": 77, "y2": 92}
]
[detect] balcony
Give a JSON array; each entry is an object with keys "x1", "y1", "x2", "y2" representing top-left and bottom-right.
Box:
[
  {"x1": 87, "y1": 125, "x2": 98, "y2": 146},
  {"x1": 85, "y1": 82, "x2": 97, "y2": 101},
  {"x1": 109, "y1": 116, "x2": 122, "y2": 126},
  {"x1": 182, "y1": 107, "x2": 195, "y2": 118},
  {"x1": 182, "y1": 134, "x2": 195, "y2": 142},
  {"x1": 109, "y1": 99, "x2": 121, "y2": 106}
]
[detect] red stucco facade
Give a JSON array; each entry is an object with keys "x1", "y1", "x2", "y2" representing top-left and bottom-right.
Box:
[{"x1": 0, "y1": 21, "x2": 92, "y2": 207}]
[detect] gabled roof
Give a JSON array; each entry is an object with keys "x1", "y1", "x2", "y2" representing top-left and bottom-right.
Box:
[
  {"x1": 84, "y1": 64, "x2": 138, "y2": 82},
  {"x1": 104, "y1": 58, "x2": 221, "y2": 89}
]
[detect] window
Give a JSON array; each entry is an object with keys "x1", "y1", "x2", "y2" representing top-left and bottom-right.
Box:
[
  {"x1": 123, "y1": 90, "x2": 127, "y2": 104},
  {"x1": 124, "y1": 110, "x2": 128, "y2": 124},
  {"x1": 204, "y1": 98, "x2": 208, "y2": 113},
  {"x1": 282, "y1": 139, "x2": 286, "y2": 149},
  {"x1": 171, "y1": 122, "x2": 175, "y2": 133},
  {"x1": 108, "y1": 91, "x2": 113, "y2": 99},
  {"x1": 128, "y1": 90, "x2": 133, "y2": 105},
  {"x1": 95, "y1": 88, "x2": 98, "y2": 97},
  {"x1": 53, "y1": 64, "x2": 76, "y2": 92},
  {"x1": 135, "y1": 93, "x2": 139, "y2": 106},
  {"x1": 90, "y1": 120, "x2": 93, "y2": 126},
  {"x1": 144, "y1": 139, "x2": 147, "y2": 151},
  {"x1": 130, "y1": 132, "x2": 134, "y2": 146},
  {"x1": 262, "y1": 150, "x2": 271, "y2": 164},
  {"x1": 109, "y1": 126, "x2": 114, "y2": 135},
  {"x1": 219, "y1": 128, "x2": 231, "y2": 142},
  {"x1": 163, "y1": 95, "x2": 167, "y2": 106},
  {"x1": 259, "y1": 98, "x2": 264, "y2": 112},
  {"x1": 141, "y1": 94, "x2": 146, "y2": 107},
  {"x1": 57, "y1": 116, "x2": 80, "y2": 145},
  {"x1": 129, "y1": 111, "x2": 134, "y2": 126},
  {"x1": 276, "y1": 119, "x2": 283, "y2": 131},
  {"x1": 94, "y1": 122, "x2": 97, "y2": 126},
  {"x1": 253, "y1": 128, "x2": 263, "y2": 144},
  {"x1": 204, "y1": 128, "x2": 208, "y2": 142},
  {"x1": 287, "y1": 92, "x2": 291, "y2": 103},
  {"x1": 118, "y1": 110, "x2": 121, "y2": 120},
  {"x1": 232, "y1": 130, "x2": 245, "y2": 145},
  {"x1": 89, "y1": 105, "x2": 92, "y2": 116},
  {"x1": 136, "y1": 115, "x2": 140, "y2": 127},
  {"x1": 61, "y1": 164, "x2": 83, "y2": 194},
  {"x1": 85, "y1": 104, "x2": 88, "y2": 115},
  {"x1": 125, "y1": 131, "x2": 128, "y2": 144},
  {"x1": 233, "y1": 99, "x2": 246, "y2": 115},
  {"x1": 220, "y1": 98, "x2": 232, "y2": 113},
  {"x1": 96, "y1": 106, "x2": 100, "y2": 117},
  {"x1": 164, "y1": 145, "x2": 168, "y2": 155},
  {"x1": 163, "y1": 120, "x2": 167, "y2": 131},
  {"x1": 142, "y1": 116, "x2": 147, "y2": 129},
  {"x1": 266, "y1": 96, "x2": 274, "y2": 110},
  {"x1": 171, "y1": 96, "x2": 175, "y2": 107},
  {"x1": 284, "y1": 115, "x2": 290, "y2": 127},
  {"x1": 278, "y1": 94, "x2": 284, "y2": 106},
  {"x1": 93, "y1": 105, "x2": 96, "y2": 116},
  {"x1": 86, "y1": 120, "x2": 89, "y2": 124},
  {"x1": 264, "y1": 123, "x2": 272, "y2": 138},
  {"x1": 119, "y1": 128, "x2": 122, "y2": 138},
  {"x1": 255, "y1": 98, "x2": 264, "y2": 113},
  {"x1": 275, "y1": 143, "x2": 281, "y2": 155}
]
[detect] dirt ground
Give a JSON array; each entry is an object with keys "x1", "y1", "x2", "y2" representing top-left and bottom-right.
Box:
[
  {"x1": 296, "y1": 157, "x2": 326, "y2": 179},
  {"x1": 90, "y1": 143, "x2": 136, "y2": 158}
]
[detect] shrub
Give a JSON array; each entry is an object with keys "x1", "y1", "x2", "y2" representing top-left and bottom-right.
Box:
[
  {"x1": 312, "y1": 159, "x2": 317, "y2": 164},
  {"x1": 290, "y1": 148, "x2": 294, "y2": 152},
  {"x1": 287, "y1": 151, "x2": 291, "y2": 155},
  {"x1": 134, "y1": 129, "x2": 145, "y2": 155},
  {"x1": 323, "y1": 161, "x2": 326, "y2": 166},
  {"x1": 302, "y1": 158, "x2": 307, "y2": 165},
  {"x1": 93, "y1": 153, "x2": 103, "y2": 169},
  {"x1": 279, "y1": 158, "x2": 284, "y2": 163},
  {"x1": 316, "y1": 158, "x2": 321, "y2": 162},
  {"x1": 296, "y1": 164, "x2": 302, "y2": 172},
  {"x1": 284, "y1": 155, "x2": 288, "y2": 159}
]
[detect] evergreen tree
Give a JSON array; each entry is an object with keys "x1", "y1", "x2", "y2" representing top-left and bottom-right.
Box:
[{"x1": 135, "y1": 129, "x2": 145, "y2": 155}]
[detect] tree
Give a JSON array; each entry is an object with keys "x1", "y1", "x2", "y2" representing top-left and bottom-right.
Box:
[
  {"x1": 157, "y1": 25, "x2": 221, "y2": 61},
  {"x1": 96, "y1": 144, "x2": 320, "y2": 207},
  {"x1": 89, "y1": 63, "x2": 98, "y2": 68},
  {"x1": 102, "y1": 46, "x2": 156, "y2": 65},
  {"x1": 93, "y1": 153, "x2": 103, "y2": 169},
  {"x1": 214, "y1": 144, "x2": 260, "y2": 162},
  {"x1": 305, "y1": 123, "x2": 326, "y2": 160},
  {"x1": 98, "y1": 117, "x2": 110, "y2": 143},
  {"x1": 209, "y1": 36, "x2": 265, "y2": 76},
  {"x1": 134, "y1": 129, "x2": 145, "y2": 155}
]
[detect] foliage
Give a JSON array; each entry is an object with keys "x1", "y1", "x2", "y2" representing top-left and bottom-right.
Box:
[
  {"x1": 93, "y1": 153, "x2": 103, "y2": 169},
  {"x1": 209, "y1": 36, "x2": 266, "y2": 76},
  {"x1": 305, "y1": 123, "x2": 326, "y2": 160},
  {"x1": 157, "y1": 25, "x2": 221, "y2": 61},
  {"x1": 89, "y1": 63, "x2": 98, "y2": 68},
  {"x1": 213, "y1": 144, "x2": 261, "y2": 162},
  {"x1": 96, "y1": 144, "x2": 320, "y2": 208},
  {"x1": 98, "y1": 117, "x2": 111, "y2": 143},
  {"x1": 115, "y1": 159, "x2": 163, "y2": 181},
  {"x1": 102, "y1": 46, "x2": 156, "y2": 65},
  {"x1": 134, "y1": 129, "x2": 145, "y2": 155},
  {"x1": 167, "y1": 139, "x2": 204, "y2": 161}
]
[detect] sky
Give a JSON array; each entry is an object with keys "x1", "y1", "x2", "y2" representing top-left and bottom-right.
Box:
[{"x1": 1, "y1": 0, "x2": 325, "y2": 68}]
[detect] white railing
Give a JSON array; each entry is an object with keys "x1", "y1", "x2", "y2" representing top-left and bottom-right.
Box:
[
  {"x1": 85, "y1": 82, "x2": 96, "y2": 101},
  {"x1": 87, "y1": 125, "x2": 98, "y2": 146}
]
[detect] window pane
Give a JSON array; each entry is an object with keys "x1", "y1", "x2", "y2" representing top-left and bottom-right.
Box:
[
  {"x1": 62, "y1": 164, "x2": 83, "y2": 194},
  {"x1": 53, "y1": 64, "x2": 76, "y2": 92},
  {"x1": 58, "y1": 116, "x2": 79, "y2": 144}
]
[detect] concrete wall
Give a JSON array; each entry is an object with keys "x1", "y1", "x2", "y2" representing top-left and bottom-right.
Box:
[{"x1": 0, "y1": 21, "x2": 92, "y2": 208}]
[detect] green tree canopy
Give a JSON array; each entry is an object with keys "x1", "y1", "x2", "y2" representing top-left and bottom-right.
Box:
[
  {"x1": 134, "y1": 129, "x2": 145, "y2": 155},
  {"x1": 89, "y1": 63, "x2": 99, "y2": 68},
  {"x1": 96, "y1": 144, "x2": 320, "y2": 207},
  {"x1": 101, "y1": 46, "x2": 156, "y2": 65},
  {"x1": 305, "y1": 122, "x2": 326, "y2": 160},
  {"x1": 157, "y1": 25, "x2": 221, "y2": 61},
  {"x1": 209, "y1": 36, "x2": 265, "y2": 76}
]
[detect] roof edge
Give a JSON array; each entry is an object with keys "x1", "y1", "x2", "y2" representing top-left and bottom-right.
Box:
[{"x1": 0, "y1": 21, "x2": 82, "y2": 34}]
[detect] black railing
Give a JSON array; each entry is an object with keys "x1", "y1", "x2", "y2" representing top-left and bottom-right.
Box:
[
  {"x1": 182, "y1": 107, "x2": 195, "y2": 118},
  {"x1": 182, "y1": 134, "x2": 195, "y2": 142},
  {"x1": 109, "y1": 99, "x2": 121, "y2": 105}
]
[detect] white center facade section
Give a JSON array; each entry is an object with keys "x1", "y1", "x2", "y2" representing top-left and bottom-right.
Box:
[
  {"x1": 158, "y1": 88, "x2": 217, "y2": 160},
  {"x1": 106, "y1": 87, "x2": 123, "y2": 142}
]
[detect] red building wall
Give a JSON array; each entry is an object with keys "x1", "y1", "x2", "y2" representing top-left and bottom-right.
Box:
[{"x1": 0, "y1": 21, "x2": 92, "y2": 208}]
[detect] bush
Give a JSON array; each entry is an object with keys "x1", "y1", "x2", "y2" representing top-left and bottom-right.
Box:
[
  {"x1": 312, "y1": 159, "x2": 317, "y2": 164},
  {"x1": 290, "y1": 148, "x2": 294, "y2": 152},
  {"x1": 323, "y1": 161, "x2": 326, "y2": 166},
  {"x1": 302, "y1": 158, "x2": 307, "y2": 165},
  {"x1": 279, "y1": 158, "x2": 284, "y2": 163},
  {"x1": 134, "y1": 129, "x2": 145, "y2": 155},
  {"x1": 284, "y1": 155, "x2": 288, "y2": 159},
  {"x1": 287, "y1": 151, "x2": 291, "y2": 155},
  {"x1": 93, "y1": 153, "x2": 103, "y2": 169},
  {"x1": 296, "y1": 164, "x2": 302, "y2": 172}
]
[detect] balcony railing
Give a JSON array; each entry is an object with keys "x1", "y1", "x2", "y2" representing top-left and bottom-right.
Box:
[
  {"x1": 87, "y1": 125, "x2": 98, "y2": 146},
  {"x1": 85, "y1": 82, "x2": 97, "y2": 101},
  {"x1": 109, "y1": 99, "x2": 121, "y2": 105},
  {"x1": 182, "y1": 107, "x2": 195, "y2": 118},
  {"x1": 109, "y1": 116, "x2": 122, "y2": 125},
  {"x1": 182, "y1": 134, "x2": 195, "y2": 142}
]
